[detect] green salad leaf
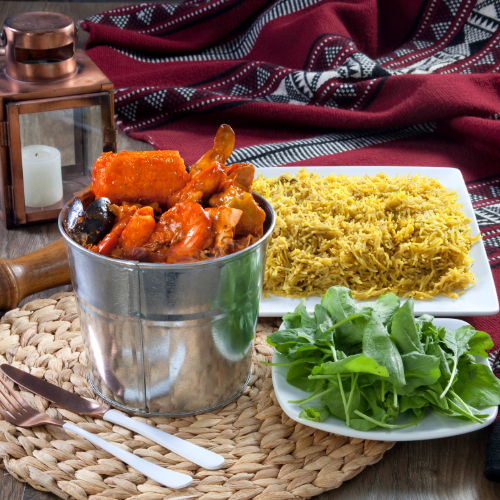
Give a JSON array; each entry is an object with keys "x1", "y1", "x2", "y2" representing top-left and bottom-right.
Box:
[
  {"x1": 311, "y1": 354, "x2": 389, "y2": 377},
  {"x1": 264, "y1": 286, "x2": 500, "y2": 431},
  {"x1": 454, "y1": 358, "x2": 500, "y2": 407},
  {"x1": 391, "y1": 299, "x2": 423, "y2": 354},
  {"x1": 299, "y1": 406, "x2": 329, "y2": 422},
  {"x1": 362, "y1": 313, "x2": 405, "y2": 387},
  {"x1": 398, "y1": 352, "x2": 441, "y2": 395},
  {"x1": 370, "y1": 293, "x2": 400, "y2": 326}
]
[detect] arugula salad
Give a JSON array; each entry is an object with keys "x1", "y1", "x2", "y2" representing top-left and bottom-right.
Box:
[{"x1": 265, "y1": 286, "x2": 500, "y2": 431}]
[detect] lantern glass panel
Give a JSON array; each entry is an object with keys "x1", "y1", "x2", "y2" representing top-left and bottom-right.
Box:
[{"x1": 18, "y1": 104, "x2": 103, "y2": 211}]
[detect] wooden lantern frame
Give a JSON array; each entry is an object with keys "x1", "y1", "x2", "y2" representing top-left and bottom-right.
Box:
[{"x1": 0, "y1": 49, "x2": 116, "y2": 228}]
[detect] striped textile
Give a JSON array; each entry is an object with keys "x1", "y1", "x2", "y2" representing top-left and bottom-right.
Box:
[{"x1": 82, "y1": 0, "x2": 500, "y2": 358}]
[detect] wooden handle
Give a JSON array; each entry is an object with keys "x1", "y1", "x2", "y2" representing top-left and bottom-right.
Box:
[{"x1": 0, "y1": 238, "x2": 71, "y2": 311}]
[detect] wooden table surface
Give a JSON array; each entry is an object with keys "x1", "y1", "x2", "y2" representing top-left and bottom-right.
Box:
[{"x1": 1, "y1": 2, "x2": 500, "y2": 500}]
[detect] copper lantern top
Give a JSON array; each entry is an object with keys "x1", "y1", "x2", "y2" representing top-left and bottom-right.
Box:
[{"x1": 1, "y1": 12, "x2": 77, "y2": 83}]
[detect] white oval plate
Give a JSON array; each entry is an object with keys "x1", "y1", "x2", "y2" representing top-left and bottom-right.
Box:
[
  {"x1": 258, "y1": 166, "x2": 498, "y2": 317},
  {"x1": 272, "y1": 318, "x2": 498, "y2": 441}
]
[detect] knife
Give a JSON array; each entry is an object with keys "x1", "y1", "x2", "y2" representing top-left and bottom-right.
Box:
[{"x1": 1, "y1": 364, "x2": 224, "y2": 470}]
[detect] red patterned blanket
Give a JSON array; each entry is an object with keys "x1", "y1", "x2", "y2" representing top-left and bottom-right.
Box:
[{"x1": 81, "y1": 0, "x2": 500, "y2": 371}]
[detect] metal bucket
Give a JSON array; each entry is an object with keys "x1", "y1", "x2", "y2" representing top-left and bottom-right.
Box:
[{"x1": 58, "y1": 194, "x2": 275, "y2": 416}]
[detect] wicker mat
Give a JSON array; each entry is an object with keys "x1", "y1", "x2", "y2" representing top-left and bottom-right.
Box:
[{"x1": 0, "y1": 293, "x2": 395, "y2": 500}]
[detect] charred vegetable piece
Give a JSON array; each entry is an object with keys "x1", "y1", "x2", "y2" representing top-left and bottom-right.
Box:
[
  {"x1": 65, "y1": 197, "x2": 116, "y2": 247},
  {"x1": 92, "y1": 150, "x2": 189, "y2": 206},
  {"x1": 190, "y1": 124, "x2": 235, "y2": 179},
  {"x1": 209, "y1": 185, "x2": 265, "y2": 237}
]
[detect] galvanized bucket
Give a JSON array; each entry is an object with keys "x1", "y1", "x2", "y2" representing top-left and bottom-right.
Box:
[{"x1": 59, "y1": 194, "x2": 275, "y2": 416}]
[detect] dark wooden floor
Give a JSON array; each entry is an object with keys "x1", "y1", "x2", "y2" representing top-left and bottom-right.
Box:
[{"x1": 1, "y1": 2, "x2": 500, "y2": 500}]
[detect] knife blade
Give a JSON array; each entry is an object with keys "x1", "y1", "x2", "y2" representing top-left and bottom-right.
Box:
[{"x1": 1, "y1": 364, "x2": 224, "y2": 470}]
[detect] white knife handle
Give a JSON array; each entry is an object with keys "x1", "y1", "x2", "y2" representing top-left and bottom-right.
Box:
[
  {"x1": 103, "y1": 409, "x2": 224, "y2": 470},
  {"x1": 62, "y1": 422, "x2": 192, "y2": 489}
]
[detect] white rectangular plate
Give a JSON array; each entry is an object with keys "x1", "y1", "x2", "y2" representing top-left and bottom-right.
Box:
[
  {"x1": 258, "y1": 166, "x2": 498, "y2": 317},
  {"x1": 272, "y1": 318, "x2": 498, "y2": 441}
]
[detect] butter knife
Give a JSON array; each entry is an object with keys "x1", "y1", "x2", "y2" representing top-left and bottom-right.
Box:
[{"x1": 1, "y1": 364, "x2": 224, "y2": 470}]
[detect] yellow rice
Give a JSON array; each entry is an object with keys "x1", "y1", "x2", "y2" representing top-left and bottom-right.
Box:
[{"x1": 252, "y1": 170, "x2": 479, "y2": 300}]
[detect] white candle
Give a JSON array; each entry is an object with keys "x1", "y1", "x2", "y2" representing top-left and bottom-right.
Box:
[{"x1": 22, "y1": 145, "x2": 63, "y2": 208}]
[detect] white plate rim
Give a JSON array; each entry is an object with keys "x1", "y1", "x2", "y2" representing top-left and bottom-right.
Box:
[
  {"x1": 257, "y1": 166, "x2": 498, "y2": 317},
  {"x1": 271, "y1": 318, "x2": 498, "y2": 441}
]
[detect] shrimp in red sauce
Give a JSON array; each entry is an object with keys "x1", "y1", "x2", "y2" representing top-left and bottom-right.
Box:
[{"x1": 148, "y1": 202, "x2": 213, "y2": 262}]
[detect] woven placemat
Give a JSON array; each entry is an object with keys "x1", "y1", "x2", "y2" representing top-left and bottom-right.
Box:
[{"x1": 0, "y1": 293, "x2": 395, "y2": 500}]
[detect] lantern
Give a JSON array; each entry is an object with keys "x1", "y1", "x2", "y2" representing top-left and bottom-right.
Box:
[{"x1": 0, "y1": 12, "x2": 116, "y2": 228}]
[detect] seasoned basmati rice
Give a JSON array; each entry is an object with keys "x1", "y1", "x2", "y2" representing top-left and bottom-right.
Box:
[{"x1": 252, "y1": 170, "x2": 479, "y2": 300}]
